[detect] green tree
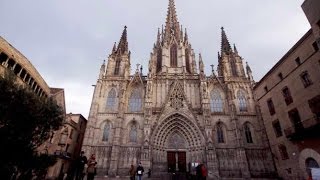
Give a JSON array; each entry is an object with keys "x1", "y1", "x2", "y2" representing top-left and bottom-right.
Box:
[{"x1": 0, "y1": 70, "x2": 64, "y2": 179}]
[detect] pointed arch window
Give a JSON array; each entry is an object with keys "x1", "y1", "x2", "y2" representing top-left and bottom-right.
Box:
[
  {"x1": 238, "y1": 90, "x2": 247, "y2": 112},
  {"x1": 106, "y1": 88, "x2": 118, "y2": 111},
  {"x1": 244, "y1": 123, "x2": 253, "y2": 143},
  {"x1": 129, "y1": 88, "x2": 142, "y2": 112},
  {"x1": 156, "y1": 48, "x2": 162, "y2": 72},
  {"x1": 217, "y1": 123, "x2": 225, "y2": 143},
  {"x1": 170, "y1": 43, "x2": 178, "y2": 67},
  {"x1": 210, "y1": 90, "x2": 224, "y2": 113},
  {"x1": 102, "y1": 122, "x2": 111, "y2": 142},
  {"x1": 114, "y1": 58, "x2": 121, "y2": 75},
  {"x1": 129, "y1": 122, "x2": 137, "y2": 142},
  {"x1": 230, "y1": 58, "x2": 238, "y2": 76},
  {"x1": 185, "y1": 49, "x2": 190, "y2": 73}
]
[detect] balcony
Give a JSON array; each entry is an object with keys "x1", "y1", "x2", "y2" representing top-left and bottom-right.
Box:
[
  {"x1": 284, "y1": 116, "x2": 320, "y2": 140},
  {"x1": 54, "y1": 150, "x2": 72, "y2": 159}
]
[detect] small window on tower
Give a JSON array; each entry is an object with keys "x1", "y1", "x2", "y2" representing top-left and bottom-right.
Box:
[
  {"x1": 264, "y1": 86, "x2": 268, "y2": 93},
  {"x1": 295, "y1": 57, "x2": 301, "y2": 66},
  {"x1": 312, "y1": 41, "x2": 319, "y2": 51},
  {"x1": 278, "y1": 73, "x2": 283, "y2": 80}
]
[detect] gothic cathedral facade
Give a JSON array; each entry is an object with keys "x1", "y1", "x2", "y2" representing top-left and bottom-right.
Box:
[{"x1": 82, "y1": 0, "x2": 277, "y2": 179}]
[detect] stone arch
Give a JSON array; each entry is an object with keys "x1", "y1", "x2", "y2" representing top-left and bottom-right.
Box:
[
  {"x1": 299, "y1": 148, "x2": 320, "y2": 177},
  {"x1": 151, "y1": 113, "x2": 204, "y2": 149},
  {"x1": 99, "y1": 120, "x2": 113, "y2": 143}
]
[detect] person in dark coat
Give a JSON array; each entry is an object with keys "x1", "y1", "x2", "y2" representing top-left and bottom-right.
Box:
[
  {"x1": 136, "y1": 163, "x2": 144, "y2": 180},
  {"x1": 75, "y1": 151, "x2": 87, "y2": 180}
]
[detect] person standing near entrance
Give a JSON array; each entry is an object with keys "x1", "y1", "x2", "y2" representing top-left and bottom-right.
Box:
[
  {"x1": 136, "y1": 163, "x2": 144, "y2": 180},
  {"x1": 129, "y1": 165, "x2": 136, "y2": 180},
  {"x1": 87, "y1": 154, "x2": 97, "y2": 180},
  {"x1": 75, "y1": 151, "x2": 87, "y2": 180}
]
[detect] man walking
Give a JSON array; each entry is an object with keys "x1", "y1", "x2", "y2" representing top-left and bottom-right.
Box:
[
  {"x1": 136, "y1": 163, "x2": 144, "y2": 180},
  {"x1": 75, "y1": 151, "x2": 87, "y2": 180}
]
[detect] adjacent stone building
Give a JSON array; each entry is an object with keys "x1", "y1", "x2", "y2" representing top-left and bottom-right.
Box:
[
  {"x1": 253, "y1": 1, "x2": 320, "y2": 179},
  {"x1": 82, "y1": 0, "x2": 277, "y2": 179},
  {"x1": 0, "y1": 36, "x2": 88, "y2": 179}
]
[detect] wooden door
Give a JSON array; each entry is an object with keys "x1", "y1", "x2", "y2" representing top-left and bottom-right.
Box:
[
  {"x1": 178, "y1": 152, "x2": 186, "y2": 172},
  {"x1": 167, "y1": 151, "x2": 176, "y2": 172}
]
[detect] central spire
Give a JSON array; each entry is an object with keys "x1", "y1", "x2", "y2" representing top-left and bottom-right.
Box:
[{"x1": 164, "y1": 0, "x2": 181, "y2": 42}]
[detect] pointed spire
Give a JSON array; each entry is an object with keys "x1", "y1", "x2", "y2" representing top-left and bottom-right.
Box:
[
  {"x1": 233, "y1": 44, "x2": 238, "y2": 54},
  {"x1": 156, "y1": 28, "x2": 161, "y2": 45},
  {"x1": 199, "y1": 53, "x2": 204, "y2": 73},
  {"x1": 117, "y1": 26, "x2": 128, "y2": 54},
  {"x1": 220, "y1": 27, "x2": 232, "y2": 55},
  {"x1": 184, "y1": 28, "x2": 189, "y2": 43},
  {"x1": 112, "y1": 42, "x2": 116, "y2": 53},
  {"x1": 164, "y1": 0, "x2": 181, "y2": 41},
  {"x1": 246, "y1": 62, "x2": 252, "y2": 73},
  {"x1": 180, "y1": 25, "x2": 183, "y2": 40}
]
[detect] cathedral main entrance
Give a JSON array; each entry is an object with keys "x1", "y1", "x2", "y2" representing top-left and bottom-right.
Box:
[{"x1": 167, "y1": 151, "x2": 186, "y2": 172}]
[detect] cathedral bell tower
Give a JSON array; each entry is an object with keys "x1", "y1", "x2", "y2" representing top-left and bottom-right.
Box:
[
  {"x1": 217, "y1": 27, "x2": 246, "y2": 81},
  {"x1": 148, "y1": 0, "x2": 197, "y2": 76},
  {"x1": 105, "y1": 26, "x2": 131, "y2": 79}
]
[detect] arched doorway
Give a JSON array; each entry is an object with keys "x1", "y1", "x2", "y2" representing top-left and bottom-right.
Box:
[{"x1": 151, "y1": 113, "x2": 205, "y2": 173}]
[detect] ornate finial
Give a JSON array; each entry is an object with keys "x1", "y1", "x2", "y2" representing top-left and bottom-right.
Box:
[
  {"x1": 184, "y1": 28, "x2": 188, "y2": 42},
  {"x1": 210, "y1": 64, "x2": 215, "y2": 74},
  {"x1": 136, "y1": 63, "x2": 140, "y2": 71},
  {"x1": 233, "y1": 43, "x2": 238, "y2": 54}
]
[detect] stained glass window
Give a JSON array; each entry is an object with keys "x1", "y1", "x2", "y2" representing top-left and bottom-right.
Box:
[
  {"x1": 102, "y1": 122, "x2": 110, "y2": 141},
  {"x1": 217, "y1": 123, "x2": 225, "y2": 143},
  {"x1": 210, "y1": 90, "x2": 223, "y2": 112},
  {"x1": 129, "y1": 122, "x2": 137, "y2": 142},
  {"x1": 238, "y1": 90, "x2": 247, "y2": 112},
  {"x1": 106, "y1": 88, "x2": 117, "y2": 111},
  {"x1": 129, "y1": 89, "x2": 142, "y2": 112}
]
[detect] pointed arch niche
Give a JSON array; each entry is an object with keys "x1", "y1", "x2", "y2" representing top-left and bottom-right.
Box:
[{"x1": 170, "y1": 43, "x2": 178, "y2": 67}]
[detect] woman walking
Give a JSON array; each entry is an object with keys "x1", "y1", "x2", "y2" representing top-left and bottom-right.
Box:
[{"x1": 87, "y1": 154, "x2": 97, "y2": 180}]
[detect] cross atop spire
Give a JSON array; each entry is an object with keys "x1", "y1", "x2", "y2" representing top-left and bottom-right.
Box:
[
  {"x1": 221, "y1": 27, "x2": 232, "y2": 55},
  {"x1": 164, "y1": 0, "x2": 181, "y2": 42},
  {"x1": 117, "y1": 26, "x2": 128, "y2": 54}
]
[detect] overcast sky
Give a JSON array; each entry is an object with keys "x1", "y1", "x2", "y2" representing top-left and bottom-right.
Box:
[{"x1": 0, "y1": 0, "x2": 310, "y2": 118}]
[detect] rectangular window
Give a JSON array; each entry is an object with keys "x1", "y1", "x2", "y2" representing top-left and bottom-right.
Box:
[
  {"x1": 295, "y1": 57, "x2": 301, "y2": 66},
  {"x1": 282, "y1": 87, "x2": 293, "y2": 105},
  {"x1": 272, "y1": 120, "x2": 283, "y2": 137},
  {"x1": 288, "y1": 108, "x2": 303, "y2": 131},
  {"x1": 278, "y1": 73, "x2": 283, "y2": 80},
  {"x1": 300, "y1": 71, "x2": 313, "y2": 87},
  {"x1": 267, "y1": 99, "x2": 276, "y2": 115},
  {"x1": 308, "y1": 95, "x2": 320, "y2": 120},
  {"x1": 278, "y1": 144, "x2": 289, "y2": 160},
  {"x1": 264, "y1": 86, "x2": 268, "y2": 93},
  {"x1": 312, "y1": 41, "x2": 319, "y2": 51}
]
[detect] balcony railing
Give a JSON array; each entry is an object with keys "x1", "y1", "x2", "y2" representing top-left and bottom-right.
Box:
[{"x1": 284, "y1": 116, "x2": 320, "y2": 140}]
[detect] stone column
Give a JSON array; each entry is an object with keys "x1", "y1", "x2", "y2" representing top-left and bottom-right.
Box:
[
  {"x1": 108, "y1": 117, "x2": 123, "y2": 177},
  {"x1": 206, "y1": 145, "x2": 220, "y2": 179}
]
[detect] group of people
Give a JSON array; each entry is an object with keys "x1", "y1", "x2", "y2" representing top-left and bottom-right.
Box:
[
  {"x1": 129, "y1": 163, "x2": 151, "y2": 180},
  {"x1": 195, "y1": 164, "x2": 207, "y2": 180},
  {"x1": 74, "y1": 151, "x2": 97, "y2": 180}
]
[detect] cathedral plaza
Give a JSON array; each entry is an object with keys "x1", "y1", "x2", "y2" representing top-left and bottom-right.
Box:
[{"x1": 0, "y1": 0, "x2": 320, "y2": 179}]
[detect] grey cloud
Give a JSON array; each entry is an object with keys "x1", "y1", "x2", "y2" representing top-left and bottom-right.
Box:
[{"x1": 0, "y1": 0, "x2": 309, "y2": 117}]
